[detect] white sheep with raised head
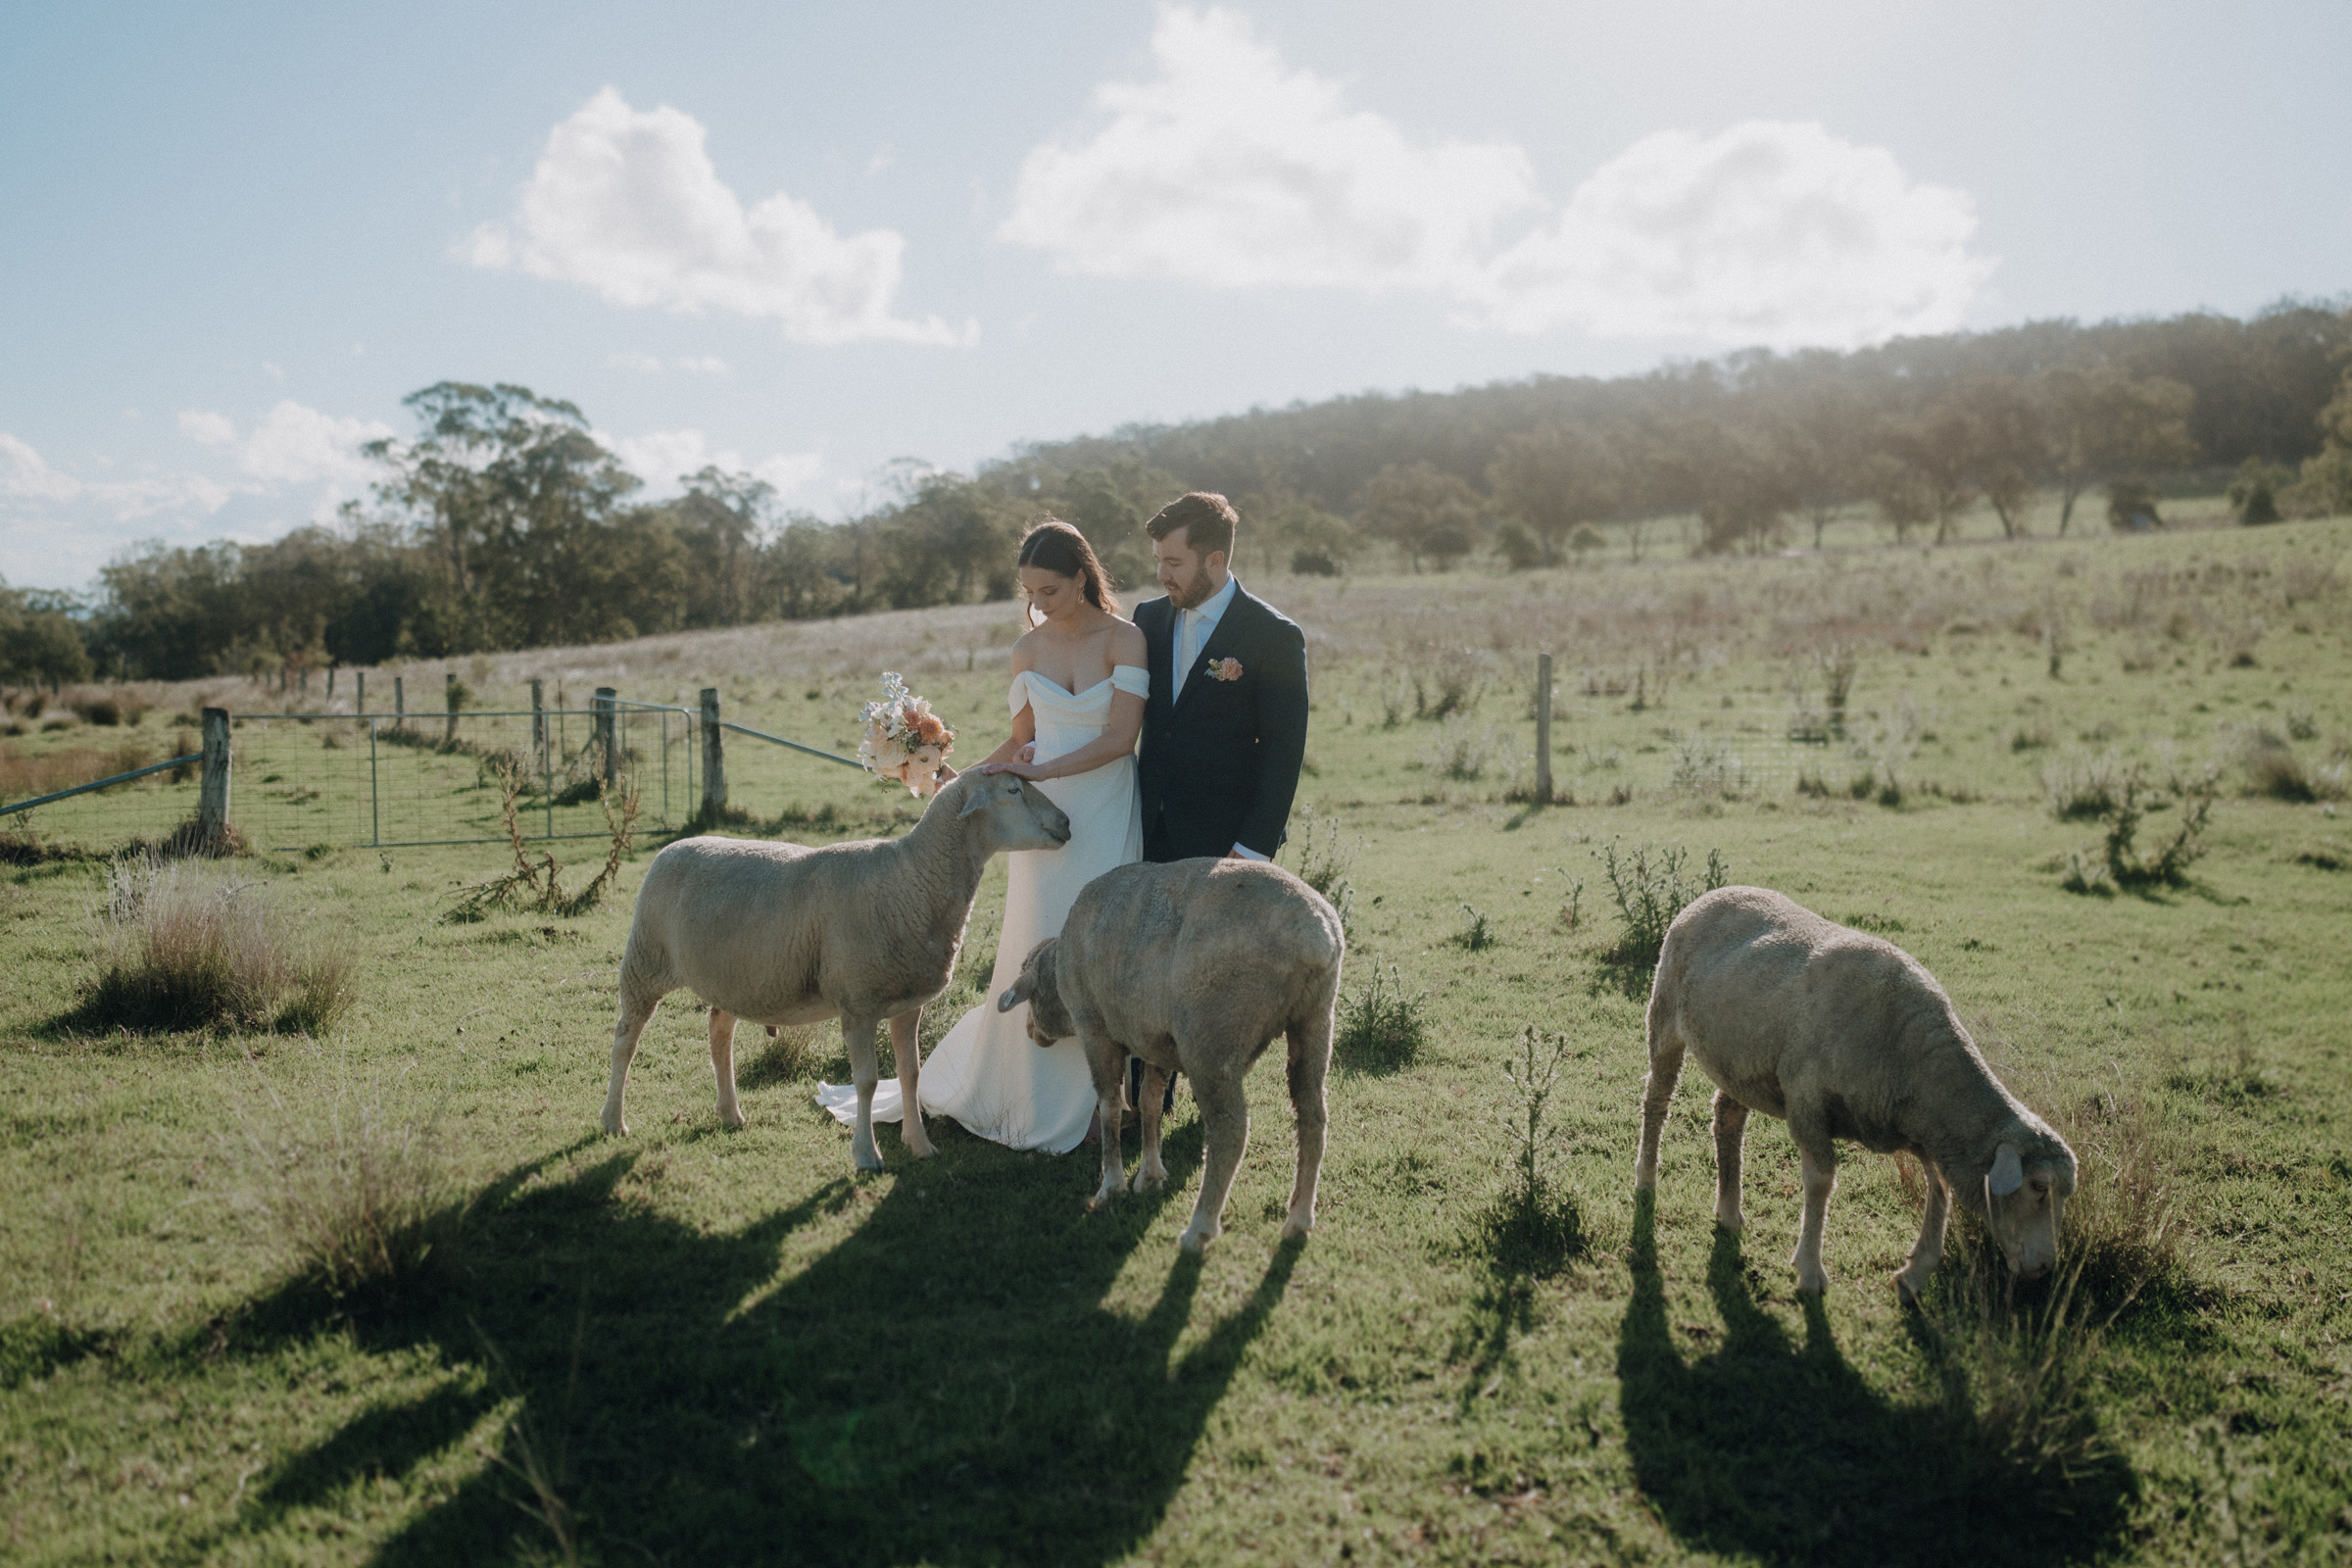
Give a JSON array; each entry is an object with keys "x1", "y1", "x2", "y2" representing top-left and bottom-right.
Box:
[
  {"x1": 601, "y1": 771, "x2": 1071, "y2": 1171},
  {"x1": 1635, "y1": 885, "x2": 2077, "y2": 1300},
  {"x1": 998, "y1": 858, "x2": 1343, "y2": 1253}
]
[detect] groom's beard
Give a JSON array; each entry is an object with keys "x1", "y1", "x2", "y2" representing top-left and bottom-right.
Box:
[{"x1": 1161, "y1": 568, "x2": 1212, "y2": 610}]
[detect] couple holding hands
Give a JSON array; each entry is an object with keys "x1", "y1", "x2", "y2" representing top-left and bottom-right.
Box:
[{"x1": 818, "y1": 492, "x2": 1308, "y2": 1152}]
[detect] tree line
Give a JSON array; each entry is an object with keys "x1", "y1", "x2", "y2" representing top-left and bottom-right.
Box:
[{"x1": 9, "y1": 300, "x2": 2349, "y2": 684}]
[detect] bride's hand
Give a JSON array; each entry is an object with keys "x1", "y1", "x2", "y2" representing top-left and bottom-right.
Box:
[{"x1": 973, "y1": 760, "x2": 1045, "y2": 780}]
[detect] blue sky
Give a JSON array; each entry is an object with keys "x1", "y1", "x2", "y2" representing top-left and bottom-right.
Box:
[{"x1": 4, "y1": 0, "x2": 2347, "y2": 590}]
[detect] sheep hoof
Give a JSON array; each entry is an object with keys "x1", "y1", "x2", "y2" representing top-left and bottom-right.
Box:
[
  {"x1": 1714, "y1": 1210, "x2": 1744, "y2": 1234},
  {"x1": 1793, "y1": 1268, "x2": 1829, "y2": 1297},
  {"x1": 1280, "y1": 1213, "x2": 1313, "y2": 1242},
  {"x1": 1893, "y1": 1270, "x2": 1929, "y2": 1306},
  {"x1": 1177, "y1": 1226, "x2": 1213, "y2": 1254},
  {"x1": 852, "y1": 1142, "x2": 885, "y2": 1173},
  {"x1": 1135, "y1": 1163, "x2": 1167, "y2": 1193},
  {"x1": 719, "y1": 1107, "x2": 746, "y2": 1130},
  {"x1": 906, "y1": 1137, "x2": 938, "y2": 1159}
]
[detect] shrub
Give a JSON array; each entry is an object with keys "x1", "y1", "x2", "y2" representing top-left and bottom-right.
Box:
[
  {"x1": 1483, "y1": 1023, "x2": 1589, "y2": 1275},
  {"x1": 2057, "y1": 766, "x2": 2213, "y2": 892},
  {"x1": 1418, "y1": 714, "x2": 1505, "y2": 781},
  {"x1": 2238, "y1": 729, "x2": 2345, "y2": 802},
  {"x1": 1592, "y1": 838, "x2": 1729, "y2": 966},
  {"x1": 226, "y1": 1052, "x2": 462, "y2": 1298},
  {"x1": 449, "y1": 759, "x2": 641, "y2": 922},
  {"x1": 1494, "y1": 518, "x2": 1543, "y2": 571},
  {"x1": 1668, "y1": 733, "x2": 1748, "y2": 798},
  {"x1": 1290, "y1": 549, "x2": 1341, "y2": 577},
  {"x1": 2042, "y1": 750, "x2": 2126, "y2": 820},
  {"x1": 77, "y1": 857, "x2": 355, "y2": 1033},
  {"x1": 1413, "y1": 649, "x2": 1488, "y2": 720},
  {"x1": 1283, "y1": 814, "x2": 1357, "y2": 938},
  {"x1": 1452, "y1": 903, "x2": 1495, "y2": 951},
  {"x1": 1334, "y1": 962, "x2": 1427, "y2": 1074}
]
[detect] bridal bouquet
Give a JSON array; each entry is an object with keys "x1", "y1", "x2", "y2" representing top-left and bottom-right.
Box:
[{"x1": 857, "y1": 672, "x2": 956, "y2": 798}]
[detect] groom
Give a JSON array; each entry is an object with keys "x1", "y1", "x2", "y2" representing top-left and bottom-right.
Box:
[{"x1": 1134, "y1": 491, "x2": 1310, "y2": 866}]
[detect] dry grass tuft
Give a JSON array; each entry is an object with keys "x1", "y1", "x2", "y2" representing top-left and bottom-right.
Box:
[
  {"x1": 226, "y1": 1051, "x2": 464, "y2": 1298},
  {"x1": 2237, "y1": 729, "x2": 2347, "y2": 802},
  {"x1": 76, "y1": 856, "x2": 354, "y2": 1033}
]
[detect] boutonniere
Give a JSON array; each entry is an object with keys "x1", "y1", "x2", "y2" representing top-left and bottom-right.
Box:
[{"x1": 1205, "y1": 657, "x2": 1244, "y2": 682}]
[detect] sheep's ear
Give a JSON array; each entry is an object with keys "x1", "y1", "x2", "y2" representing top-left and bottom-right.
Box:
[
  {"x1": 958, "y1": 779, "x2": 994, "y2": 817},
  {"x1": 998, "y1": 978, "x2": 1030, "y2": 1012},
  {"x1": 1988, "y1": 1143, "x2": 2024, "y2": 1198}
]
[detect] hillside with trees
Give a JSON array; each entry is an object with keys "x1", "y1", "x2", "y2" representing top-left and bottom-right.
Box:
[{"x1": 17, "y1": 300, "x2": 2352, "y2": 683}]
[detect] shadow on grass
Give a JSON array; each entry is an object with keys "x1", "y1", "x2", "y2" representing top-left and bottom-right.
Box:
[
  {"x1": 1617, "y1": 1193, "x2": 2133, "y2": 1568},
  {"x1": 1452, "y1": 1187, "x2": 1591, "y2": 1410},
  {"x1": 219, "y1": 1119, "x2": 1298, "y2": 1566}
]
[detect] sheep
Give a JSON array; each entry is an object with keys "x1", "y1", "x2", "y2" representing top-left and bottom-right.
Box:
[
  {"x1": 997, "y1": 858, "x2": 1343, "y2": 1253},
  {"x1": 600, "y1": 771, "x2": 1071, "y2": 1171},
  {"x1": 1635, "y1": 886, "x2": 2077, "y2": 1300}
]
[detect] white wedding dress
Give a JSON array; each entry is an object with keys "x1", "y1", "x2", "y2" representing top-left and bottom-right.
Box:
[{"x1": 815, "y1": 664, "x2": 1148, "y2": 1153}]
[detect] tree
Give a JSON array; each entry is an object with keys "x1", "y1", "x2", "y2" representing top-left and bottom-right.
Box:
[
  {"x1": 0, "y1": 582, "x2": 92, "y2": 685},
  {"x1": 2037, "y1": 368, "x2": 2195, "y2": 534},
  {"x1": 1877, "y1": 403, "x2": 1979, "y2": 544},
  {"x1": 1487, "y1": 422, "x2": 1622, "y2": 564},
  {"x1": 1687, "y1": 420, "x2": 1796, "y2": 555},
  {"x1": 1355, "y1": 462, "x2": 1483, "y2": 573},
  {"x1": 1955, "y1": 376, "x2": 2044, "y2": 538},
  {"x1": 668, "y1": 466, "x2": 775, "y2": 628}
]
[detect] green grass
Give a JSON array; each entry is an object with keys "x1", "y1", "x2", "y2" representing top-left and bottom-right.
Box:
[{"x1": 2, "y1": 514, "x2": 2349, "y2": 1564}]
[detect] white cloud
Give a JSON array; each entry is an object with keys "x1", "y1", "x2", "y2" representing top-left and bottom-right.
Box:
[
  {"x1": 1, "y1": 432, "x2": 84, "y2": 502},
  {"x1": 177, "y1": 401, "x2": 393, "y2": 488},
  {"x1": 1003, "y1": 11, "x2": 1991, "y2": 349},
  {"x1": 465, "y1": 86, "x2": 975, "y2": 347},
  {"x1": 606, "y1": 352, "x2": 730, "y2": 374},
  {"x1": 608, "y1": 350, "x2": 665, "y2": 373},
  {"x1": 1473, "y1": 121, "x2": 1993, "y2": 347},
  {"x1": 999, "y1": 7, "x2": 1541, "y2": 294},
  {"x1": 674, "y1": 355, "x2": 729, "y2": 374},
  {"x1": 178, "y1": 410, "x2": 236, "y2": 448},
  {"x1": 599, "y1": 426, "x2": 824, "y2": 502}
]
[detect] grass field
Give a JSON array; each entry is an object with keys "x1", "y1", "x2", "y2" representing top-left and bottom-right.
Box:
[{"x1": 3, "y1": 514, "x2": 2349, "y2": 1565}]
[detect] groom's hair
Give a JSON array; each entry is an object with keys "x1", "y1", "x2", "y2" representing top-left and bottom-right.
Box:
[{"x1": 1146, "y1": 492, "x2": 1238, "y2": 561}]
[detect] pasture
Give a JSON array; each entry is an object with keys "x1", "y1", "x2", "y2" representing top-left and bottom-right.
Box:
[{"x1": 3, "y1": 514, "x2": 2348, "y2": 1565}]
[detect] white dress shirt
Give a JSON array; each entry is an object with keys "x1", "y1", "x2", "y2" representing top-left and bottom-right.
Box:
[{"x1": 1170, "y1": 574, "x2": 1266, "y2": 860}]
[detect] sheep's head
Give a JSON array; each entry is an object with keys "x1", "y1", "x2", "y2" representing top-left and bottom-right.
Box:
[
  {"x1": 997, "y1": 940, "x2": 1073, "y2": 1045},
  {"x1": 1982, "y1": 1134, "x2": 2078, "y2": 1280},
  {"x1": 955, "y1": 773, "x2": 1071, "y2": 853}
]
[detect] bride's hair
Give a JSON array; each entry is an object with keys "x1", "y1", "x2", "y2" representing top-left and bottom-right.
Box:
[{"x1": 1017, "y1": 519, "x2": 1120, "y2": 625}]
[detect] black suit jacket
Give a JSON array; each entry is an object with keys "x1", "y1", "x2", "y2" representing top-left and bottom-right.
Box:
[{"x1": 1134, "y1": 583, "x2": 1309, "y2": 861}]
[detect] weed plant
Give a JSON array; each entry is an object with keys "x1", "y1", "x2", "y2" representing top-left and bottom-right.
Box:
[
  {"x1": 1593, "y1": 838, "x2": 1730, "y2": 966},
  {"x1": 1282, "y1": 814, "x2": 1358, "y2": 937},
  {"x1": 1418, "y1": 713, "x2": 1506, "y2": 780},
  {"x1": 1333, "y1": 961, "x2": 1426, "y2": 1073},
  {"x1": 226, "y1": 1052, "x2": 462, "y2": 1298},
  {"x1": 76, "y1": 856, "x2": 352, "y2": 1032},
  {"x1": 1451, "y1": 902, "x2": 1494, "y2": 951},
  {"x1": 1483, "y1": 1024, "x2": 1588, "y2": 1275}
]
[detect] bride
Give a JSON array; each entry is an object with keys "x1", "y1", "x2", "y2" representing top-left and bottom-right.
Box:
[{"x1": 816, "y1": 519, "x2": 1146, "y2": 1153}]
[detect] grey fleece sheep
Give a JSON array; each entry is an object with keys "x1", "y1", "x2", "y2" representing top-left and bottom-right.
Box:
[
  {"x1": 1637, "y1": 886, "x2": 2077, "y2": 1299},
  {"x1": 601, "y1": 771, "x2": 1070, "y2": 1170},
  {"x1": 998, "y1": 858, "x2": 1344, "y2": 1253}
]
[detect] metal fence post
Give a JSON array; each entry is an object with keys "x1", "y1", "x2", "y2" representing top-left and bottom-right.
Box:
[
  {"x1": 445, "y1": 671, "x2": 461, "y2": 744},
  {"x1": 594, "y1": 687, "x2": 617, "y2": 788},
  {"x1": 1535, "y1": 653, "x2": 1554, "y2": 807},
  {"x1": 368, "y1": 717, "x2": 380, "y2": 847},
  {"x1": 198, "y1": 707, "x2": 232, "y2": 846},
  {"x1": 701, "y1": 687, "x2": 725, "y2": 822}
]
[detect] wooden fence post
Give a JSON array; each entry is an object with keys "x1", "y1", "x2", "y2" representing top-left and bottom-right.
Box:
[
  {"x1": 198, "y1": 707, "x2": 231, "y2": 846},
  {"x1": 531, "y1": 678, "x2": 546, "y2": 764},
  {"x1": 700, "y1": 688, "x2": 725, "y2": 821},
  {"x1": 1535, "y1": 653, "x2": 1554, "y2": 807},
  {"x1": 355, "y1": 669, "x2": 365, "y2": 716},
  {"x1": 594, "y1": 687, "x2": 618, "y2": 787},
  {"x1": 445, "y1": 671, "x2": 461, "y2": 744},
  {"x1": 394, "y1": 676, "x2": 405, "y2": 727}
]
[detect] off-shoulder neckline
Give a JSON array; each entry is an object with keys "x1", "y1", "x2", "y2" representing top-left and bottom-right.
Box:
[{"x1": 1020, "y1": 663, "x2": 1147, "y2": 699}]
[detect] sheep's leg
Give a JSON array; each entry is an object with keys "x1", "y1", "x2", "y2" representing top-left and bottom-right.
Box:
[
  {"x1": 1635, "y1": 1014, "x2": 1686, "y2": 1190},
  {"x1": 1711, "y1": 1091, "x2": 1749, "y2": 1233},
  {"x1": 707, "y1": 1007, "x2": 746, "y2": 1129},
  {"x1": 842, "y1": 1015, "x2": 886, "y2": 1173},
  {"x1": 1087, "y1": 1042, "x2": 1130, "y2": 1211},
  {"x1": 1282, "y1": 1009, "x2": 1333, "y2": 1241},
  {"x1": 1136, "y1": 1063, "x2": 1169, "y2": 1192},
  {"x1": 1894, "y1": 1158, "x2": 1951, "y2": 1303},
  {"x1": 888, "y1": 1010, "x2": 936, "y2": 1159},
  {"x1": 1789, "y1": 1132, "x2": 1838, "y2": 1296},
  {"x1": 1179, "y1": 1070, "x2": 1250, "y2": 1254},
  {"x1": 601, "y1": 985, "x2": 662, "y2": 1136}
]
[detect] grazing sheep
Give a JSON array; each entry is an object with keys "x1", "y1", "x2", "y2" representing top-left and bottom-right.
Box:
[
  {"x1": 601, "y1": 771, "x2": 1071, "y2": 1170},
  {"x1": 998, "y1": 858, "x2": 1343, "y2": 1253},
  {"x1": 1636, "y1": 886, "x2": 2077, "y2": 1300}
]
